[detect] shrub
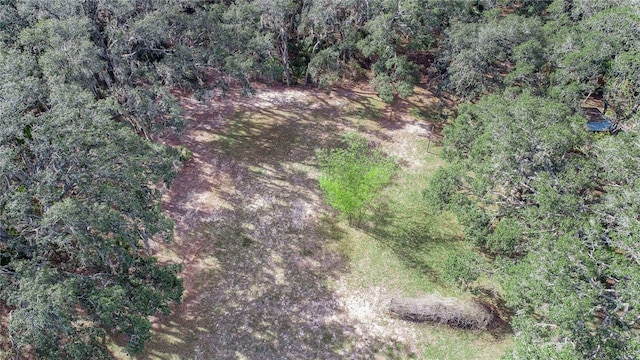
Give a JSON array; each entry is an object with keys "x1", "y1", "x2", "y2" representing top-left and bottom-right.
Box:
[{"x1": 317, "y1": 133, "x2": 397, "y2": 226}]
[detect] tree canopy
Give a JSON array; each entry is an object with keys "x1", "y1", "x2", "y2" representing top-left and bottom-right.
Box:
[
  {"x1": 0, "y1": 1, "x2": 187, "y2": 357},
  {"x1": 425, "y1": 1, "x2": 640, "y2": 358}
]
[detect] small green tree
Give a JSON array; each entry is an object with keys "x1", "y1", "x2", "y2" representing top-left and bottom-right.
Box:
[{"x1": 317, "y1": 133, "x2": 397, "y2": 226}]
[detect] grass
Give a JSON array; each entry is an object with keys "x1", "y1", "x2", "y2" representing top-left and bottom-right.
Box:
[
  {"x1": 327, "y1": 88, "x2": 513, "y2": 359},
  {"x1": 328, "y1": 135, "x2": 513, "y2": 359},
  {"x1": 116, "y1": 84, "x2": 513, "y2": 359},
  {"x1": 344, "y1": 96, "x2": 387, "y2": 123}
]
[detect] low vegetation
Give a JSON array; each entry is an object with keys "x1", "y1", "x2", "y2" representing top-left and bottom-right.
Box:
[{"x1": 317, "y1": 132, "x2": 397, "y2": 226}]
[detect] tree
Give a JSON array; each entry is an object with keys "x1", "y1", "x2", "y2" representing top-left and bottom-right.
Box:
[
  {"x1": 426, "y1": 92, "x2": 640, "y2": 359},
  {"x1": 440, "y1": 12, "x2": 545, "y2": 99},
  {"x1": 425, "y1": 3, "x2": 640, "y2": 357},
  {"x1": 0, "y1": 2, "x2": 187, "y2": 357},
  {"x1": 545, "y1": 2, "x2": 640, "y2": 112},
  {"x1": 317, "y1": 133, "x2": 397, "y2": 226},
  {"x1": 0, "y1": 76, "x2": 183, "y2": 357},
  {"x1": 355, "y1": 0, "x2": 428, "y2": 101},
  {"x1": 606, "y1": 49, "x2": 640, "y2": 122},
  {"x1": 299, "y1": 0, "x2": 451, "y2": 99}
]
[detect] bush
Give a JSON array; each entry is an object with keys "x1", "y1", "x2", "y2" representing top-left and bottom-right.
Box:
[
  {"x1": 442, "y1": 250, "x2": 482, "y2": 290},
  {"x1": 317, "y1": 133, "x2": 397, "y2": 226}
]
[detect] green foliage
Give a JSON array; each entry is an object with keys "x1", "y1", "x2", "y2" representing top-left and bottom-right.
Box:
[
  {"x1": 317, "y1": 133, "x2": 397, "y2": 226},
  {"x1": 2, "y1": 0, "x2": 640, "y2": 358},
  {"x1": 544, "y1": 2, "x2": 640, "y2": 111},
  {"x1": 370, "y1": 55, "x2": 420, "y2": 103},
  {"x1": 306, "y1": 48, "x2": 341, "y2": 89},
  {"x1": 431, "y1": 8, "x2": 640, "y2": 357},
  {"x1": 423, "y1": 163, "x2": 464, "y2": 213},
  {"x1": 442, "y1": 250, "x2": 482, "y2": 290},
  {"x1": 441, "y1": 13, "x2": 544, "y2": 99},
  {"x1": 0, "y1": 81, "x2": 183, "y2": 358},
  {"x1": 0, "y1": 3, "x2": 186, "y2": 357},
  {"x1": 354, "y1": 0, "x2": 428, "y2": 101},
  {"x1": 607, "y1": 49, "x2": 640, "y2": 121},
  {"x1": 428, "y1": 90, "x2": 640, "y2": 358},
  {"x1": 485, "y1": 217, "x2": 522, "y2": 255}
]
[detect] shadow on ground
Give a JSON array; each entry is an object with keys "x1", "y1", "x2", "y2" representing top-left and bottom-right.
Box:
[
  {"x1": 138, "y1": 87, "x2": 421, "y2": 359},
  {"x1": 362, "y1": 200, "x2": 461, "y2": 286}
]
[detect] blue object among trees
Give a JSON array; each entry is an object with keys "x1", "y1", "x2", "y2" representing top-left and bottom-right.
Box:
[
  {"x1": 584, "y1": 107, "x2": 615, "y2": 132},
  {"x1": 586, "y1": 118, "x2": 614, "y2": 131}
]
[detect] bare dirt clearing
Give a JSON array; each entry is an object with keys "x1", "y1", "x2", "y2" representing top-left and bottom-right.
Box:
[{"x1": 120, "y1": 83, "x2": 508, "y2": 359}]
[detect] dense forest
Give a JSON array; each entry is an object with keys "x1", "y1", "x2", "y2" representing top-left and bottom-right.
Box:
[{"x1": 1, "y1": 0, "x2": 639, "y2": 358}]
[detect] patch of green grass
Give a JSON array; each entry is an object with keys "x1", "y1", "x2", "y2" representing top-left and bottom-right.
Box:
[
  {"x1": 336, "y1": 164, "x2": 468, "y2": 298},
  {"x1": 344, "y1": 98, "x2": 387, "y2": 122},
  {"x1": 217, "y1": 112, "x2": 255, "y2": 156},
  {"x1": 408, "y1": 105, "x2": 452, "y2": 123},
  {"x1": 365, "y1": 96, "x2": 388, "y2": 110},
  {"x1": 409, "y1": 107, "x2": 437, "y2": 122},
  {"x1": 421, "y1": 326, "x2": 512, "y2": 360},
  {"x1": 338, "y1": 227, "x2": 446, "y2": 296}
]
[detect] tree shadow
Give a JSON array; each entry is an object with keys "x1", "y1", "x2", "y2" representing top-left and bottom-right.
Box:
[
  {"x1": 361, "y1": 199, "x2": 515, "y2": 343},
  {"x1": 473, "y1": 288, "x2": 514, "y2": 341},
  {"x1": 143, "y1": 87, "x2": 423, "y2": 359},
  {"x1": 143, "y1": 187, "x2": 417, "y2": 359},
  {"x1": 359, "y1": 199, "x2": 455, "y2": 286}
]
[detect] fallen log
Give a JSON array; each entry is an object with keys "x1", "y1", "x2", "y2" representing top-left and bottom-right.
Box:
[{"x1": 388, "y1": 295, "x2": 495, "y2": 330}]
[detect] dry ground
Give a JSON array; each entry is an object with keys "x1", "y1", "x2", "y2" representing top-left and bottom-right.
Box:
[{"x1": 112, "y1": 83, "x2": 509, "y2": 359}]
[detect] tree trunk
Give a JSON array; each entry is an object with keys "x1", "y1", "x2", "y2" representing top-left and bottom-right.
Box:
[
  {"x1": 304, "y1": 39, "x2": 321, "y2": 85},
  {"x1": 280, "y1": 29, "x2": 291, "y2": 86},
  {"x1": 388, "y1": 295, "x2": 496, "y2": 330}
]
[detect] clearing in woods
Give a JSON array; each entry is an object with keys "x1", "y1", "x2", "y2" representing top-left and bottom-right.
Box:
[{"x1": 114, "y1": 83, "x2": 512, "y2": 359}]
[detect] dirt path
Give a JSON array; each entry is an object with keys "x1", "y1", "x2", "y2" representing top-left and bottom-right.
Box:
[{"x1": 139, "y1": 84, "x2": 443, "y2": 359}]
